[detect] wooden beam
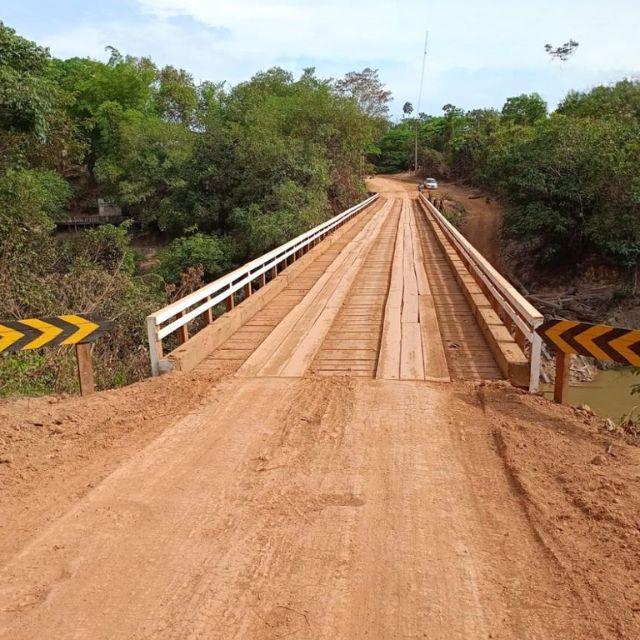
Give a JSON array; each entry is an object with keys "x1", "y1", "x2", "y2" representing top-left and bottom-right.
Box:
[
  {"x1": 177, "y1": 310, "x2": 189, "y2": 344},
  {"x1": 200, "y1": 295, "x2": 213, "y2": 325}
]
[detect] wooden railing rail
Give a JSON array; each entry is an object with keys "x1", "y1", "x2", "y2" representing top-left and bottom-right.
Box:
[
  {"x1": 146, "y1": 194, "x2": 379, "y2": 375},
  {"x1": 419, "y1": 193, "x2": 544, "y2": 391}
]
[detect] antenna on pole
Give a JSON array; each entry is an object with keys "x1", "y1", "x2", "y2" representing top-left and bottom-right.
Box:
[{"x1": 414, "y1": 30, "x2": 428, "y2": 174}]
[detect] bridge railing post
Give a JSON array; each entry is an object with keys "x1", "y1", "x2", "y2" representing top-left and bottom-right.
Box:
[
  {"x1": 147, "y1": 315, "x2": 162, "y2": 377},
  {"x1": 529, "y1": 327, "x2": 542, "y2": 393}
]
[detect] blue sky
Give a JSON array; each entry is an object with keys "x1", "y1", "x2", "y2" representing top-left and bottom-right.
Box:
[{"x1": 1, "y1": 0, "x2": 638, "y2": 117}]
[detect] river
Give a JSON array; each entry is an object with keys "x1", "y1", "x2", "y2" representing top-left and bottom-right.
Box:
[{"x1": 541, "y1": 368, "x2": 638, "y2": 421}]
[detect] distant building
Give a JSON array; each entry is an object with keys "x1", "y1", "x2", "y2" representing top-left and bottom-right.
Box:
[{"x1": 97, "y1": 199, "x2": 122, "y2": 219}]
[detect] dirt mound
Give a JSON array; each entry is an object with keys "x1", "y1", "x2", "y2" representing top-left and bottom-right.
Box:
[{"x1": 481, "y1": 382, "x2": 640, "y2": 638}]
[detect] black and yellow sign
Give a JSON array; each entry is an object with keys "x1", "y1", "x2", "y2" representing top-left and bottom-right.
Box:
[
  {"x1": 0, "y1": 314, "x2": 112, "y2": 354},
  {"x1": 537, "y1": 319, "x2": 640, "y2": 366}
]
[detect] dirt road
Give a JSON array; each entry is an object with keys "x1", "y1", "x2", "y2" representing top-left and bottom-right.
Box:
[
  {"x1": 1, "y1": 174, "x2": 638, "y2": 638},
  {"x1": 374, "y1": 173, "x2": 504, "y2": 268},
  {"x1": 441, "y1": 182, "x2": 503, "y2": 270},
  {"x1": 0, "y1": 377, "x2": 602, "y2": 639}
]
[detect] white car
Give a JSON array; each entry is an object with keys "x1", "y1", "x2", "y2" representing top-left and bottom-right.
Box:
[{"x1": 424, "y1": 178, "x2": 438, "y2": 190}]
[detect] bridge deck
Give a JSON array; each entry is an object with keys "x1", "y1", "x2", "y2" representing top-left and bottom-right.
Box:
[{"x1": 198, "y1": 194, "x2": 501, "y2": 381}]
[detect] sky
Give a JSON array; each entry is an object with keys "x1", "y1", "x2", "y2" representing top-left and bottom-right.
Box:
[{"x1": 1, "y1": 0, "x2": 638, "y2": 117}]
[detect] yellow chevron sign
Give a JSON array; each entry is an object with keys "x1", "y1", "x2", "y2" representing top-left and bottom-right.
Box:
[
  {"x1": 537, "y1": 319, "x2": 640, "y2": 367},
  {"x1": 0, "y1": 315, "x2": 112, "y2": 355}
]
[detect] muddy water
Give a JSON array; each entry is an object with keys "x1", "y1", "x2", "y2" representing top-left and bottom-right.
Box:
[{"x1": 542, "y1": 369, "x2": 639, "y2": 421}]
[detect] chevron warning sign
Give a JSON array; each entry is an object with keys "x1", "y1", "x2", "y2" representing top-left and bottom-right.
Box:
[
  {"x1": 0, "y1": 314, "x2": 112, "y2": 355},
  {"x1": 536, "y1": 319, "x2": 640, "y2": 366}
]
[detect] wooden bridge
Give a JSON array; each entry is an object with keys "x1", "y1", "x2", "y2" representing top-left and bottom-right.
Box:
[{"x1": 147, "y1": 179, "x2": 543, "y2": 391}]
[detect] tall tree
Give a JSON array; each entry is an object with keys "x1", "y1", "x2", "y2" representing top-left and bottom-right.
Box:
[
  {"x1": 402, "y1": 102, "x2": 414, "y2": 118},
  {"x1": 334, "y1": 67, "x2": 392, "y2": 119}
]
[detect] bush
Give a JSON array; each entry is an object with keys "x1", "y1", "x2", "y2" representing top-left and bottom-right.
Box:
[{"x1": 158, "y1": 233, "x2": 233, "y2": 284}]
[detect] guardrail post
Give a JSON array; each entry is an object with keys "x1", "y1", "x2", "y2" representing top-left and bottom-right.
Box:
[
  {"x1": 553, "y1": 350, "x2": 571, "y2": 404},
  {"x1": 147, "y1": 316, "x2": 162, "y2": 377},
  {"x1": 177, "y1": 310, "x2": 189, "y2": 344},
  {"x1": 244, "y1": 282, "x2": 252, "y2": 298},
  {"x1": 225, "y1": 289, "x2": 235, "y2": 311},
  {"x1": 203, "y1": 295, "x2": 213, "y2": 324},
  {"x1": 75, "y1": 343, "x2": 95, "y2": 396},
  {"x1": 529, "y1": 330, "x2": 542, "y2": 393}
]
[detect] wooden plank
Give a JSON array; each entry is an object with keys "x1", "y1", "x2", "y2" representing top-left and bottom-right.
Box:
[
  {"x1": 401, "y1": 206, "x2": 419, "y2": 324},
  {"x1": 376, "y1": 204, "x2": 405, "y2": 379},
  {"x1": 410, "y1": 218, "x2": 431, "y2": 296},
  {"x1": 418, "y1": 296, "x2": 450, "y2": 382},
  {"x1": 400, "y1": 322, "x2": 425, "y2": 380},
  {"x1": 554, "y1": 351, "x2": 571, "y2": 404}
]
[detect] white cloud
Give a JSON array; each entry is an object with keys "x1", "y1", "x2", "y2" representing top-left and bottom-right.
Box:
[{"x1": 34, "y1": 0, "x2": 640, "y2": 115}]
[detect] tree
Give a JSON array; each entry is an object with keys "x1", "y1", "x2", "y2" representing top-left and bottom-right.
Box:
[
  {"x1": 333, "y1": 68, "x2": 392, "y2": 119},
  {"x1": 501, "y1": 93, "x2": 547, "y2": 126},
  {"x1": 0, "y1": 22, "x2": 52, "y2": 138},
  {"x1": 155, "y1": 65, "x2": 198, "y2": 125},
  {"x1": 545, "y1": 40, "x2": 579, "y2": 61},
  {"x1": 93, "y1": 108, "x2": 196, "y2": 232},
  {"x1": 487, "y1": 115, "x2": 640, "y2": 264},
  {"x1": 402, "y1": 102, "x2": 414, "y2": 118},
  {"x1": 557, "y1": 80, "x2": 640, "y2": 121}
]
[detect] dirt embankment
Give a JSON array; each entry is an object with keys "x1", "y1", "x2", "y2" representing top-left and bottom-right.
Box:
[{"x1": 440, "y1": 181, "x2": 504, "y2": 270}]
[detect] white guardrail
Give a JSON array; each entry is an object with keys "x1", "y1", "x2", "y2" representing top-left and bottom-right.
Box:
[
  {"x1": 146, "y1": 194, "x2": 379, "y2": 375},
  {"x1": 419, "y1": 193, "x2": 544, "y2": 392}
]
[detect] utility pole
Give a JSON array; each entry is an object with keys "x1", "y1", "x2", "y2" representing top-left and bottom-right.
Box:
[{"x1": 415, "y1": 30, "x2": 428, "y2": 175}]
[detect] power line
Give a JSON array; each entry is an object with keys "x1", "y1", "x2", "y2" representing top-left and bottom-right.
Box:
[{"x1": 414, "y1": 30, "x2": 428, "y2": 174}]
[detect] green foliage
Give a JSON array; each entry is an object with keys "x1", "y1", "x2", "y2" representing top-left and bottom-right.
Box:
[
  {"x1": 488, "y1": 115, "x2": 640, "y2": 264},
  {"x1": 0, "y1": 168, "x2": 71, "y2": 236},
  {"x1": 501, "y1": 93, "x2": 547, "y2": 126},
  {"x1": 373, "y1": 125, "x2": 414, "y2": 172},
  {"x1": 64, "y1": 223, "x2": 137, "y2": 274},
  {"x1": 0, "y1": 22, "x2": 52, "y2": 138},
  {"x1": 158, "y1": 234, "x2": 233, "y2": 284},
  {"x1": 94, "y1": 109, "x2": 196, "y2": 229},
  {"x1": 557, "y1": 80, "x2": 640, "y2": 121},
  {"x1": 375, "y1": 81, "x2": 640, "y2": 268}
]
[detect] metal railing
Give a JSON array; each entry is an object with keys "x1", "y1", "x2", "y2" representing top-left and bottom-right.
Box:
[
  {"x1": 418, "y1": 193, "x2": 544, "y2": 391},
  {"x1": 146, "y1": 194, "x2": 380, "y2": 375}
]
